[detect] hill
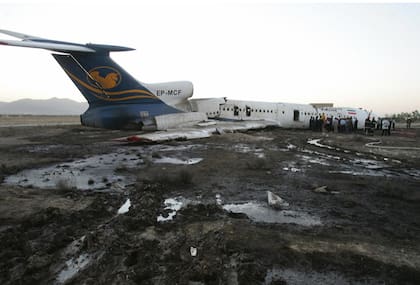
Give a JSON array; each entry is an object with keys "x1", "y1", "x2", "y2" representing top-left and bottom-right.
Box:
[{"x1": 0, "y1": 98, "x2": 88, "y2": 115}]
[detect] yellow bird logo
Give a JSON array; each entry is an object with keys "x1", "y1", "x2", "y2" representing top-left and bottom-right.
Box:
[{"x1": 87, "y1": 66, "x2": 122, "y2": 90}]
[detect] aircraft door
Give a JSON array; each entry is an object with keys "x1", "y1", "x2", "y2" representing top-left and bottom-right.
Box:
[
  {"x1": 233, "y1": 106, "x2": 239, "y2": 117},
  {"x1": 246, "y1": 106, "x2": 251, "y2": 117},
  {"x1": 293, "y1": 110, "x2": 300, "y2": 121}
]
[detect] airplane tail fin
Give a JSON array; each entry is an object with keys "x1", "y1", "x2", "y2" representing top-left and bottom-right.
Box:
[
  {"x1": 0, "y1": 29, "x2": 160, "y2": 106},
  {"x1": 52, "y1": 52, "x2": 158, "y2": 105}
]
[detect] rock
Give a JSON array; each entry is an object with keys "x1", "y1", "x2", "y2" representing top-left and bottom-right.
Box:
[
  {"x1": 215, "y1": 128, "x2": 225, "y2": 135},
  {"x1": 313, "y1": 185, "x2": 328, "y2": 193},
  {"x1": 267, "y1": 191, "x2": 289, "y2": 209},
  {"x1": 190, "y1": 246, "x2": 197, "y2": 257}
]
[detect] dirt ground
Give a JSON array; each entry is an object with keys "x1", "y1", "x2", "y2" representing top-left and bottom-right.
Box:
[{"x1": 0, "y1": 121, "x2": 419, "y2": 284}]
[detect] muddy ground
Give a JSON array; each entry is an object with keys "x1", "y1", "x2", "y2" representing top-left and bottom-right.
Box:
[{"x1": 0, "y1": 122, "x2": 419, "y2": 284}]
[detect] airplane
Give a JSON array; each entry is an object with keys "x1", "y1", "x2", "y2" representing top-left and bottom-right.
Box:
[
  {"x1": 0, "y1": 30, "x2": 374, "y2": 142},
  {"x1": 0, "y1": 29, "x2": 197, "y2": 131}
]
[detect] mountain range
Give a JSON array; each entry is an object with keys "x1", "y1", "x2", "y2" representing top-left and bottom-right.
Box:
[{"x1": 0, "y1": 98, "x2": 88, "y2": 115}]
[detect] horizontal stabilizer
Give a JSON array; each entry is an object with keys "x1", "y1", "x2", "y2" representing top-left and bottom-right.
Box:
[
  {"x1": 0, "y1": 29, "x2": 134, "y2": 53},
  {"x1": 0, "y1": 39, "x2": 95, "y2": 53},
  {"x1": 0, "y1": 29, "x2": 43, "y2": 40}
]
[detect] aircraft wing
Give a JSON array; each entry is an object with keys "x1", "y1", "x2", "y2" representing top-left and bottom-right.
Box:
[{"x1": 115, "y1": 120, "x2": 278, "y2": 143}]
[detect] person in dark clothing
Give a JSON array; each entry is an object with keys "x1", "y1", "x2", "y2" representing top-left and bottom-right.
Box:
[
  {"x1": 309, "y1": 116, "x2": 314, "y2": 130},
  {"x1": 407, "y1": 118, "x2": 412, "y2": 128}
]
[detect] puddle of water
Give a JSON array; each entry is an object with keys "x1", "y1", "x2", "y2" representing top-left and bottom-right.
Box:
[
  {"x1": 4, "y1": 146, "x2": 203, "y2": 190},
  {"x1": 351, "y1": 158, "x2": 388, "y2": 170},
  {"x1": 157, "y1": 197, "x2": 185, "y2": 222},
  {"x1": 62, "y1": 235, "x2": 86, "y2": 257},
  {"x1": 329, "y1": 170, "x2": 388, "y2": 177},
  {"x1": 223, "y1": 202, "x2": 321, "y2": 226},
  {"x1": 264, "y1": 268, "x2": 380, "y2": 285},
  {"x1": 233, "y1": 144, "x2": 266, "y2": 158},
  {"x1": 255, "y1": 153, "x2": 266, "y2": 159},
  {"x1": 153, "y1": 157, "x2": 203, "y2": 165},
  {"x1": 298, "y1": 155, "x2": 330, "y2": 166},
  {"x1": 151, "y1": 144, "x2": 202, "y2": 152},
  {"x1": 56, "y1": 253, "x2": 91, "y2": 284},
  {"x1": 25, "y1": 144, "x2": 65, "y2": 153},
  {"x1": 117, "y1": 198, "x2": 131, "y2": 215},
  {"x1": 300, "y1": 149, "x2": 341, "y2": 161},
  {"x1": 303, "y1": 139, "x2": 419, "y2": 180},
  {"x1": 4, "y1": 150, "x2": 141, "y2": 190},
  {"x1": 307, "y1": 138, "x2": 334, "y2": 150},
  {"x1": 287, "y1": 144, "x2": 297, "y2": 150},
  {"x1": 402, "y1": 169, "x2": 420, "y2": 179},
  {"x1": 307, "y1": 138, "x2": 349, "y2": 154},
  {"x1": 283, "y1": 167, "x2": 301, "y2": 173}
]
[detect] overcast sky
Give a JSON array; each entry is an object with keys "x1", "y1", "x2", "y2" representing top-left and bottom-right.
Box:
[{"x1": 1, "y1": 1, "x2": 420, "y2": 115}]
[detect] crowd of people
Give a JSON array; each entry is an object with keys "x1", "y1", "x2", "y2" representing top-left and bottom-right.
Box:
[
  {"x1": 309, "y1": 114, "x2": 358, "y2": 133},
  {"x1": 309, "y1": 113, "x2": 400, "y2": 136},
  {"x1": 364, "y1": 117, "x2": 395, "y2": 136}
]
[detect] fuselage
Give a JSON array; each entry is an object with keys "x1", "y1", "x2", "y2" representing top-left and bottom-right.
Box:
[{"x1": 189, "y1": 98, "x2": 371, "y2": 129}]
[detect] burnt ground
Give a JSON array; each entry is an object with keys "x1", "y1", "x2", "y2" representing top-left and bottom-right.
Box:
[{"x1": 0, "y1": 123, "x2": 419, "y2": 284}]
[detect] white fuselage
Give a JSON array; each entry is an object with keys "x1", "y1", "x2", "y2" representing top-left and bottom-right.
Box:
[
  {"x1": 189, "y1": 98, "x2": 371, "y2": 129},
  {"x1": 140, "y1": 81, "x2": 371, "y2": 130}
]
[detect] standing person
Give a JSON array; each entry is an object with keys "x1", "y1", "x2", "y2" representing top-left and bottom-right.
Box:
[
  {"x1": 388, "y1": 119, "x2": 392, "y2": 135},
  {"x1": 354, "y1": 118, "x2": 358, "y2": 132},
  {"x1": 333, "y1": 117, "x2": 339, "y2": 133},
  {"x1": 321, "y1": 113, "x2": 326, "y2": 132},
  {"x1": 365, "y1": 117, "x2": 371, "y2": 135},
  {"x1": 373, "y1": 117, "x2": 378, "y2": 130},
  {"x1": 315, "y1": 116, "x2": 320, "y2": 132},
  {"x1": 326, "y1": 116, "x2": 332, "y2": 132},
  {"x1": 407, "y1": 117, "x2": 412, "y2": 128},
  {"x1": 381, "y1": 118, "x2": 390, "y2": 136},
  {"x1": 340, "y1": 117, "x2": 346, "y2": 133}
]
